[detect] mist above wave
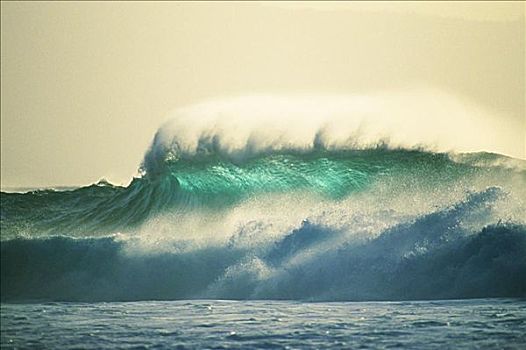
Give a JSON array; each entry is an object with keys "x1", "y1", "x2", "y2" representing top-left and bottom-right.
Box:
[{"x1": 143, "y1": 89, "x2": 518, "y2": 175}]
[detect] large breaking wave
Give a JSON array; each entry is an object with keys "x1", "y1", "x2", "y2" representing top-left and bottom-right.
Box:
[{"x1": 1, "y1": 94, "x2": 525, "y2": 302}]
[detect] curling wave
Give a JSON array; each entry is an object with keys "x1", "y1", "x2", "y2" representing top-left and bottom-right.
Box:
[
  {"x1": 1, "y1": 94, "x2": 525, "y2": 302},
  {"x1": 1, "y1": 148, "x2": 525, "y2": 301}
]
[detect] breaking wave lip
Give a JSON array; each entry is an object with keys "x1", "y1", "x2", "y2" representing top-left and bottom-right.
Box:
[{"x1": 141, "y1": 92, "x2": 523, "y2": 174}]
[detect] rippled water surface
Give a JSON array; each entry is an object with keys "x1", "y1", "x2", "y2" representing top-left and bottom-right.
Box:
[{"x1": 2, "y1": 299, "x2": 525, "y2": 349}]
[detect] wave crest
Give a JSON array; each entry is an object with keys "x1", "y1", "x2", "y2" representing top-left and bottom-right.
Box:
[{"x1": 142, "y1": 92, "x2": 520, "y2": 175}]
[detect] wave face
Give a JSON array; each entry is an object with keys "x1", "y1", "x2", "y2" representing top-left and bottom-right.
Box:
[
  {"x1": 1, "y1": 95, "x2": 526, "y2": 301},
  {"x1": 2, "y1": 147, "x2": 525, "y2": 302}
]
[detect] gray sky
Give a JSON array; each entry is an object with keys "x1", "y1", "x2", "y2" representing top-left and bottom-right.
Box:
[{"x1": 1, "y1": 1, "x2": 524, "y2": 189}]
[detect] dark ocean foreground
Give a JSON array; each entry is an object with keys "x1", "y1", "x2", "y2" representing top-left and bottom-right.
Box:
[{"x1": 2, "y1": 299, "x2": 526, "y2": 349}]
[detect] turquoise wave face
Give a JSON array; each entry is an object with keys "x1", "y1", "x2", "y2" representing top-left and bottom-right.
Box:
[
  {"x1": 153, "y1": 148, "x2": 484, "y2": 200},
  {"x1": 0, "y1": 148, "x2": 524, "y2": 239},
  {"x1": 168, "y1": 151, "x2": 383, "y2": 201}
]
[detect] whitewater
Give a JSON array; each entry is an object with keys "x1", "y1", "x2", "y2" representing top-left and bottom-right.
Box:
[{"x1": 1, "y1": 93, "x2": 525, "y2": 348}]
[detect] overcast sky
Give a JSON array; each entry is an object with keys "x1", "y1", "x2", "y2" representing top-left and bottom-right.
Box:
[{"x1": 1, "y1": 1, "x2": 524, "y2": 189}]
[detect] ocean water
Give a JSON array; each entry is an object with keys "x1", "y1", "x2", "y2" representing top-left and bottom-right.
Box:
[
  {"x1": 2, "y1": 98, "x2": 526, "y2": 347},
  {"x1": 2, "y1": 299, "x2": 525, "y2": 349}
]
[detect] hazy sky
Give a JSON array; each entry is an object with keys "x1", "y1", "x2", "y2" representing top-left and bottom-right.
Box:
[{"x1": 1, "y1": 1, "x2": 524, "y2": 189}]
